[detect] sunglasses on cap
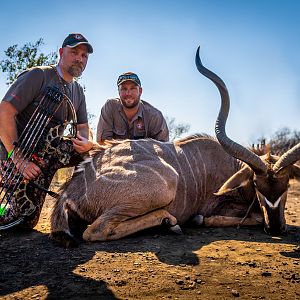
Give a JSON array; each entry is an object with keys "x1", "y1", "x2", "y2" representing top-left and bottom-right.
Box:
[{"x1": 117, "y1": 73, "x2": 141, "y2": 86}]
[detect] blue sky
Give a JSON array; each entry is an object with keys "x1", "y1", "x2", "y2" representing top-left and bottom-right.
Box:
[{"x1": 1, "y1": 0, "x2": 299, "y2": 145}]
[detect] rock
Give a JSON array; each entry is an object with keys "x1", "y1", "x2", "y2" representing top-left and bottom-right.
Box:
[
  {"x1": 175, "y1": 279, "x2": 184, "y2": 285},
  {"x1": 231, "y1": 289, "x2": 240, "y2": 297},
  {"x1": 188, "y1": 282, "x2": 196, "y2": 289},
  {"x1": 248, "y1": 262, "x2": 257, "y2": 267},
  {"x1": 79, "y1": 267, "x2": 87, "y2": 272},
  {"x1": 115, "y1": 280, "x2": 127, "y2": 287},
  {"x1": 261, "y1": 271, "x2": 272, "y2": 277}
]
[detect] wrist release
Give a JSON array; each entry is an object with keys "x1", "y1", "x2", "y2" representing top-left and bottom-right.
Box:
[{"x1": 7, "y1": 149, "x2": 14, "y2": 160}]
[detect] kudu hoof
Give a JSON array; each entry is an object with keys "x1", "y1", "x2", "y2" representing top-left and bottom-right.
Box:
[
  {"x1": 50, "y1": 231, "x2": 79, "y2": 248},
  {"x1": 169, "y1": 224, "x2": 183, "y2": 235},
  {"x1": 162, "y1": 217, "x2": 176, "y2": 227},
  {"x1": 191, "y1": 215, "x2": 204, "y2": 226}
]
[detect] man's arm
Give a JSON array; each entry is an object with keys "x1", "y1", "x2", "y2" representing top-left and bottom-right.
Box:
[
  {"x1": 71, "y1": 123, "x2": 94, "y2": 153},
  {"x1": 149, "y1": 112, "x2": 169, "y2": 142},
  {"x1": 96, "y1": 102, "x2": 115, "y2": 143},
  {"x1": 0, "y1": 101, "x2": 19, "y2": 154},
  {"x1": 0, "y1": 101, "x2": 41, "y2": 180}
]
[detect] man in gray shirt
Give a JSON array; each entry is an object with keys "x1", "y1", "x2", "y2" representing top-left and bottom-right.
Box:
[
  {"x1": 0, "y1": 33, "x2": 95, "y2": 229},
  {"x1": 0, "y1": 33, "x2": 94, "y2": 180},
  {"x1": 97, "y1": 72, "x2": 169, "y2": 142}
]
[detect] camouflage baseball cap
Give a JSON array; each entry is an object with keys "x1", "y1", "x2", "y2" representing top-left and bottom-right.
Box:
[{"x1": 62, "y1": 33, "x2": 93, "y2": 53}]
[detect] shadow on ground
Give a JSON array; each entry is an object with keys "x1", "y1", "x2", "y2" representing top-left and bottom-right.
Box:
[{"x1": 1, "y1": 223, "x2": 299, "y2": 299}]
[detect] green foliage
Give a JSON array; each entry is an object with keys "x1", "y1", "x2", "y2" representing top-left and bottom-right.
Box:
[
  {"x1": 165, "y1": 116, "x2": 190, "y2": 141},
  {"x1": 0, "y1": 38, "x2": 58, "y2": 85}
]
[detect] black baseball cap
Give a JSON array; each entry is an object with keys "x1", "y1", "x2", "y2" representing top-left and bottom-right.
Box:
[
  {"x1": 117, "y1": 72, "x2": 141, "y2": 87},
  {"x1": 62, "y1": 33, "x2": 93, "y2": 53}
]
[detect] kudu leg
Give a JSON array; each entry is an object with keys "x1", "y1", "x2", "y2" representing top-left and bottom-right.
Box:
[
  {"x1": 204, "y1": 215, "x2": 263, "y2": 227},
  {"x1": 83, "y1": 209, "x2": 177, "y2": 241}
]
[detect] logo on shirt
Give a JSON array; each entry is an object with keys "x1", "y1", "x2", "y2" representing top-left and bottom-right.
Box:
[{"x1": 136, "y1": 120, "x2": 145, "y2": 131}]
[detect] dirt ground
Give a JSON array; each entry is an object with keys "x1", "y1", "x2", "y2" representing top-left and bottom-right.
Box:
[{"x1": 0, "y1": 180, "x2": 299, "y2": 300}]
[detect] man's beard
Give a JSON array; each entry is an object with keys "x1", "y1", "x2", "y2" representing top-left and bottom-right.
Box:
[
  {"x1": 68, "y1": 64, "x2": 84, "y2": 78},
  {"x1": 121, "y1": 97, "x2": 140, "y2": 109}
]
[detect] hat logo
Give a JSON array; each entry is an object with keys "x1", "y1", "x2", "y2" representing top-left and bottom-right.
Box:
[{"x1": 74, "y1": 34, "x2": 83, "y2": 40}]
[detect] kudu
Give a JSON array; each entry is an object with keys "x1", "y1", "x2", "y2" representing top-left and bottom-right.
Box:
[{"x1": 51, "y1": 47, "x2": 300, "y2": 247}]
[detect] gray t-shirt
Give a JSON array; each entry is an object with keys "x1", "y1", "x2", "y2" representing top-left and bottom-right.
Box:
[
  {"x1": 0, "y1": 65, "x2": 88, "y2": 158},
  {"x1": 2, "y1": 65, "x2": 88, "y2": 131}
]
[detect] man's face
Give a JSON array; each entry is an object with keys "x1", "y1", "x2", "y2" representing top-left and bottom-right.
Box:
[
  {"x1": 118, "y1": 81, "x2": 142, "y2": 109},
  {"x1": 59, "y1": 44, "x2": 89, "y2": 78}
]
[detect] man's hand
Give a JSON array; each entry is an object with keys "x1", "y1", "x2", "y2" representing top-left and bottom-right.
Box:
[
  {"x1": 12, "y1": 153, "x2": 42, "y2": 181},
  {"x1": 71, "y1": 131, "x2": 93, "y2": 154}
]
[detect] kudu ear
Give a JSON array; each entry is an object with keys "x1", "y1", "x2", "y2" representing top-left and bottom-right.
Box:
[
  {"x1": 214, "y1": 166, "x2": 254, "y2": 196},
  {"x1": 291, "y1": 164, "x2": 300, "y2": 180}
]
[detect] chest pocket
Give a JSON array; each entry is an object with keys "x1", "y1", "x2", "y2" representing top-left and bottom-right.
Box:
[{"x1": 133, "y1": 120, "x2": 146, "y2": 139}]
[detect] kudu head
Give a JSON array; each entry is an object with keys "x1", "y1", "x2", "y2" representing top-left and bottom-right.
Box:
[{"x1": 195, "y1": 46, "x2": 300, "y2": 235}]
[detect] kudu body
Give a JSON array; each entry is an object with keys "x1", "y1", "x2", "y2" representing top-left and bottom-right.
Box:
[{"x1": 51, "y1": 48, "x2": 300, "y2": 247}]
